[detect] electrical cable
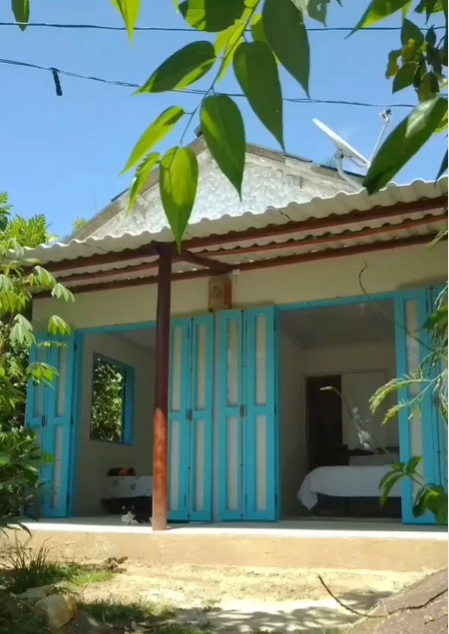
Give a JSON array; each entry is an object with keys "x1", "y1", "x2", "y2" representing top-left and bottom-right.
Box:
[
  {"x1": 1, "y1": 21, "x2": 445, "y2": 32},
  {"x1": 0, "y1": 57, "x2": 417, "y2": 108}
]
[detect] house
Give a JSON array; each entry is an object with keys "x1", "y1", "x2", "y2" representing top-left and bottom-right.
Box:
[{"x1": 25, "y1": 137, "x2": 448, "y2": 530}]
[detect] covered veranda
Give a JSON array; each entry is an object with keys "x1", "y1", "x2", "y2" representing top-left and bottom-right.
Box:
[{"x1": 28, "y1": 180, "x2": 448, "y2": 531}]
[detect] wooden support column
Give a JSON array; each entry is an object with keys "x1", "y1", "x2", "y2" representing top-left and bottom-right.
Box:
[{"x1": 152, "y1": 245, "x2": 172, "y2": 531}]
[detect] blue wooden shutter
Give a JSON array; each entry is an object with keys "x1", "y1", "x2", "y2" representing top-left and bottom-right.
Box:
[
  {"x1": 395, "y1": 289, "x2": 436, "y2": 524},
  {"x1": 168, "y1": 319, "x2": 191, "y2": 521},
  {"x1": 218, "y1": 310, "x2": 245, "y2": 520},
  {"x1": 244, "y1": 307, "x2": 277, "y2": 521},
  {"x1": 188, "y1": 315, "x2": 214, "y2": 521},
  {"x1": 41, "y1": 334, "x2": 76, "y2": 518},
  {"x1": 25, "y1": 335, "x2": 49, "y2": 443}
]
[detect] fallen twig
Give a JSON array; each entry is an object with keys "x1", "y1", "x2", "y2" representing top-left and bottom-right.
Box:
[{"x1": 317, "y1": 574, "x2": 448, "y2": 619}]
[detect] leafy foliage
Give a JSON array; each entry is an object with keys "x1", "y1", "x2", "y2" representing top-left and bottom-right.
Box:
[
  {"x1": 0, "y1": 194, "x2": 72, "y2": 430},
  {"x1": 90, "y1": 357, "x2": 126, "y2": 443},
  {"x1": 0, "y1": 427, "x2": 52, "y2": 535},
  {"x1": 0, "y1": 193, "x2": 74, "y2": 532},
  {"x1": 9, "y1": 0, "x2": 448, "y2": 245}
]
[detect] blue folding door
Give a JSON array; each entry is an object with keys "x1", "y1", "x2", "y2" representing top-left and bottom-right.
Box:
[
  {"x1": 395, "y1": 287, "x2": 445, "y2": 524},
  {"x1": 219, "y1": 308, "x2": 277, "y2": 521},
  {"x1": 25, "y1": 334, "x2": 75, "y2": 518},
  {"x1": 168, "y1": 316, "x2": 214, "y2": 522}
]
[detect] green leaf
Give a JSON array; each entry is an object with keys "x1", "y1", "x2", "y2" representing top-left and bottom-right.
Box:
[
  {"x1": 10, "y1": 314, "x2": 34, "y2": 347},
  {"x1": 415, "y1": 0, "x2": 444, "y2": 20},
  {"x1": 214, "y1": 21, "x2": 246, "y2": 83},
  {"x1": 426, "y1": 26, "x2": 437, "y2": 46},
  {"x1": 364, "y1": 97, "x2": 448, "y2": 193},
  {"x1": 48, "y1": 315, "x2": 71, "y2": 336},
  {"x1": 32, "y1": 265, "x2": 57, "y2": 289},
  {"x1": 418, "y1": 72, "x2": 440, "y2": 101},
  {"x1": 401, "y1": 18, "x2": 424, "y2": 45},
  {"x1": 436, "y1": 150, "x2": 448, "y2": 179},
  {"x1": 405, "y1": 455, "x2": 422, "y2": 474},
  {"x1": 424, "y1": 304, "x2": 448, "y2": 329},
  {"x1": 264, "y1": 0, "x2": 310, "y2": 96},
  {"x1": 179, "y1": 0, "x2": 246, "y2": 32},
  {"x1": 111, "y1": 0, "x2": 141, "y2": 42},
  {"x1": 379, "y1": 472, "x2": 404, "y2": 506},
  {"x1": 233, "y1": 41, "x2": 284, "y2": 149},
  {"x1": 159, "y1": 147, "x2": 199, "y2": 249},
  {"x1": 128, "y1": 152, "x2": 161, "y2": 212},
  {"x1": 435, "y1": 108, "x2": 448, "y2": 133},
  {"x1": 51, "y1": 283, "x2": 75, "y2": 303},
  {"x1": 11, "y1": 0, "x2": 29, "y2": 31},
  {"x1": 121, "y1": 107, "x2": 184, "y2": 174},
  {"x1": 0, "y1": 452, "x2": 11, "y2": 466},
  {"x1": 386, "y1": 49, "x2": 402, "y2": 78},
  {"x1": 136, "y1": 41, "x2": 216, "y2": 94},
  {"x1": 392, "y1": 62, "x2": 417, "y2": 92},
  {"x1": 350, "y1": 0, "x2": 411, "y2": 34},
  {"x1": 291, "y1": 0, "x2": 328, "y2": 24},
  {"x1": 200, "y1": 95, "x2": 246, "y2": 198},
  {"x1": 250, "y1": 14, "x2": 268, "y2": 45}
]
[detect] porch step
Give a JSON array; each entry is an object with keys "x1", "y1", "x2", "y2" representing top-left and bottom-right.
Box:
[{"x1": 19, "y1": 520, "x2": 448, "y2": 574}]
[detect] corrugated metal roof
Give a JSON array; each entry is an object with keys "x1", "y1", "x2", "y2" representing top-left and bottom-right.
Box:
[
  {"x1": 27, "y1": 178, "x2": 447, "y2": 261},
  {"x1": 25, "y1": 178, "x2": 447, "y2": 291}
]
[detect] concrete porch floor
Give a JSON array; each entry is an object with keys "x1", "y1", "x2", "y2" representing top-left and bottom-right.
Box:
[{"x1": 20, "y1": 516, "x2": 447, "y2": 574}]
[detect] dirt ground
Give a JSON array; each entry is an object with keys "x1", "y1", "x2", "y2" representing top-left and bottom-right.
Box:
[{"x1": 77, "y1": 561, "x2": 426, "y2": 632}]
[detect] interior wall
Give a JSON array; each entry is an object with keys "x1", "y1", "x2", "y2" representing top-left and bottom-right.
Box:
[
  {"x1": 75, "y1": 332, "x2": 155, "y2": 516},
  {"x1": 279, "y1": 327, "x2": 305, "y2": 517},
  {"x1": 278, "y1": 312, "x2": 399, "y2": 518},
  {"x1": 302, "y1": 341, "x2": 399, "y2": 449}
]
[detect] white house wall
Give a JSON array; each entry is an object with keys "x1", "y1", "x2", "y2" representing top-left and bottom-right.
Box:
[
  {"x1": 33, "y1": 243, "x2": 447, "y2": 329},
  {"x1": 75, "y1": 333, "x2": 155, "y2": 516}
]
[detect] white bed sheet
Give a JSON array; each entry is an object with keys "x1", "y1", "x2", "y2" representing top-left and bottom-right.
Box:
[{"x1": 297, "y1": 465, "x2": 401, "y2": 511}]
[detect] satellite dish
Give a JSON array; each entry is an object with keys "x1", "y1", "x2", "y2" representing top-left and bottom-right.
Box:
[{"x1": 313, "y1": 110, "x2": 392, "y2": 190}]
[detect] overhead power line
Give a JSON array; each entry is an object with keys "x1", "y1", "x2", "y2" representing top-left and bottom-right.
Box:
[
  {"x1": 0, "y1": 56, "x2": 417, "y2": 109},
  {"x1": 1, "y1": 21, "x2": 445, "y2": 33}
]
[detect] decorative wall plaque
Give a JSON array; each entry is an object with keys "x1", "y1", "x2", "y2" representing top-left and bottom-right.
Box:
[{"x1": 208, "y1": 276, "x2": 232, "y2": 311}]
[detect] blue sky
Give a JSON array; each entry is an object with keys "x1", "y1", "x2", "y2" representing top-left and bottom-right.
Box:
[{"x1": 0, "y1": 0, "x2": 446, "y2": 238}]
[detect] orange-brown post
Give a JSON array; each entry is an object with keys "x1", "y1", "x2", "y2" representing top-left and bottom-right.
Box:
[{"x1": 152, "y1": 245, "x2": 172, "y2": 531}]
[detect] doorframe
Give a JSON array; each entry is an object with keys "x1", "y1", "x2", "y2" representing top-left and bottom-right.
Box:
[
  {"x1": 275, "y1": 287, "x2": 440, "y2": 525},
  {"x1": 68, "y1": 320, "x2": 156, "y2": 516}
]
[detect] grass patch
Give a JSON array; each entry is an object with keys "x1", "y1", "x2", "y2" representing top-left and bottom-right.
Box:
[
  {"x1": 68, "y1": 566, "x2": 114, "y2": 588},
  {"x1": 2, "y1": 541, "x2": 70, "y2": 594},
  {"x1": 78, "y1": 598, "x2": 212, "y2": 634},
  {"x1": 79, "y1": 598, "x2": 157, "y2": 628},
  {"x1": 0, "y1": 541, "x2": 114, "y2": 595}
]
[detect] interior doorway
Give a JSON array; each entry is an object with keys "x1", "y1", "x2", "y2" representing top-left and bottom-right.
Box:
[
  {"x1": 278, "y1": 298, "x2": 401, "y2": 520},
  {"x1": 306, "y1": 375, "x2": 343, "y2": 471}
]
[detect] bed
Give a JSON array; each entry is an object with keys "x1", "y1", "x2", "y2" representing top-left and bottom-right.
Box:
[
  {"x1": 102, "y1": 474, "x2": 153, "y2": 515},
  {"x1": 297, "y1": 454, "x2": 401, "y2": 518}
]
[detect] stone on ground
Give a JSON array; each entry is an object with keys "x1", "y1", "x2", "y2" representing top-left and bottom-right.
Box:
[
  {"x1": 34, "y1": 594, "x2": 77, "y2": 631},
  {"x1": 18, "y1": 585, "x2": 53, "y2": 602}
]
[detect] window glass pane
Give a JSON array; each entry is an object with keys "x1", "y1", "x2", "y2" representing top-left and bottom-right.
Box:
[{"x1": 90, "y1": 356, "x2": 127, "y2": 443}]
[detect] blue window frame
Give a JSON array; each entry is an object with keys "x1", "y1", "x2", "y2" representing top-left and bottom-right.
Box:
[{"x1": 89, "y1": 353, "x2": 134, "y2": 445}]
